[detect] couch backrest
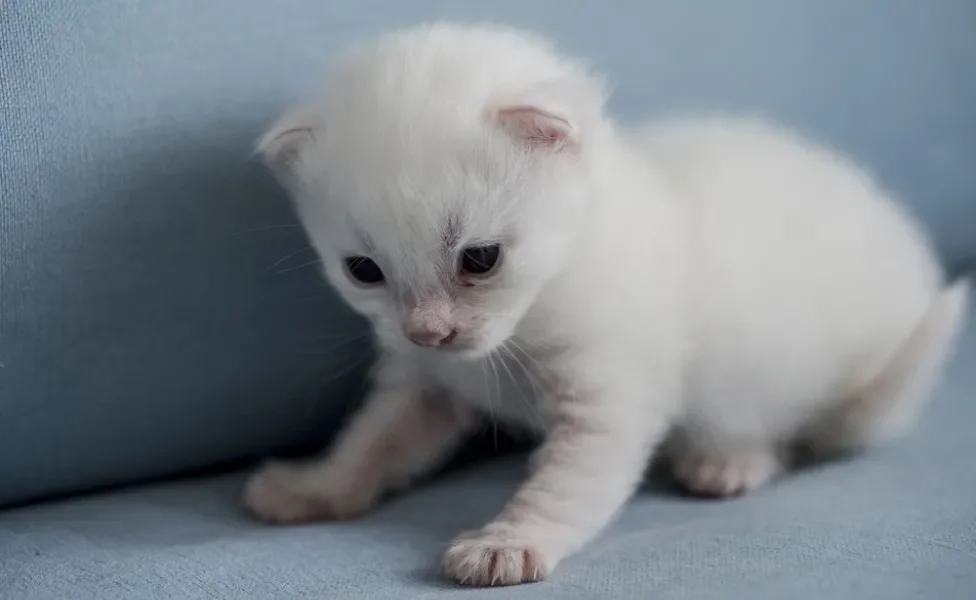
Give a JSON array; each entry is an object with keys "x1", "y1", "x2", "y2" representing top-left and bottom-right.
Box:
[{"x1": 2, "y1": 0, "x2": 974, "y2": 507}]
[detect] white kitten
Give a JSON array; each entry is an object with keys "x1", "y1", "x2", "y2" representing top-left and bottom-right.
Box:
[{"x1": 243, "y1": 23, "x2": 970, "y2": 586}]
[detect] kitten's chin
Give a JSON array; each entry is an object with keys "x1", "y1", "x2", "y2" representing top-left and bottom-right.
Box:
[
  {"x1": 451, "y1": 346, "x2": 494, "y2": 362},
  {"x1": 440, "y1": 337, "x2": 506, "y2": 362}
]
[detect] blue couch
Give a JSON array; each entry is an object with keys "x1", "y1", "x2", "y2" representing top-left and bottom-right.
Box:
[{"x1": 2, "y1": 2, "x2": 974, "y2": 598}]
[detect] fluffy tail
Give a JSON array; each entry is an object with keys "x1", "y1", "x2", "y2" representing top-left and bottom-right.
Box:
[{"x1": 815, "y1": 277, "x2": 971, "y2": 454}]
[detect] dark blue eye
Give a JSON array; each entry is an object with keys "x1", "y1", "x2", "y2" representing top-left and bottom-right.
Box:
[
  {"x1": 344, "y1": 256, "x2": 384, "y2": 284},
  {"x1": 460, "y1": 244, "x2": 501, "y2": 276}
]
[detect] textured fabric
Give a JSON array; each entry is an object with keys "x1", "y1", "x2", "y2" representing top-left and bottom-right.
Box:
[
  {"x1": 2, "y1": 1, "x2": 976, "y2": 508},
  {"x1": 1, "y1": 310, "x2": 975, "y2": 599}
]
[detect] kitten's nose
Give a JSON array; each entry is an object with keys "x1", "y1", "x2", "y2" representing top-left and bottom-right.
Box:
[{"x1": 405, "y1": 327, "x2": 458, "y2": 348}]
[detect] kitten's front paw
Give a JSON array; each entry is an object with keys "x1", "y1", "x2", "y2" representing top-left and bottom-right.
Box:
[
  {"x1": 243, "y1": 461, "x2": 373, "y2": 524},
  {"x1": 443, "y1": 528, "x2": 550, "y2": 587}
]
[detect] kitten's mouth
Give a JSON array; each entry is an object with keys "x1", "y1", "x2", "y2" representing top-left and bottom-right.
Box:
[
  {"x1": 452, "y1": 347, "x2": 491, "y2": 361},
  {"x1": 430, "y1": 340, "x2": 492, "y2": 362}
]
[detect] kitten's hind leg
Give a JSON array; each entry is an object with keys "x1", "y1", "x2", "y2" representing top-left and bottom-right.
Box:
[
  {"x1": 671, "y1": 444, "x2": 784, "y2": 498},
  {"x1": 800, "y1": 280, "x2": 969, "y2": 458},
  {"x1": 244, "y1": 358, "x2": 476, "y2": 524}
]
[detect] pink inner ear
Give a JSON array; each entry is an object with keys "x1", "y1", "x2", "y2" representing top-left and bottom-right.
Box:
[
  {"x1": 496, "y1": 105, "x2": 577, "y2": 151},
  {"x1": 260, "y1": 126, "x2": 313, "y2": 167}
]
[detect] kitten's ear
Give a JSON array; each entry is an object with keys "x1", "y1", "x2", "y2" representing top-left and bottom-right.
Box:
[
  {"x1": 494, "y1": 105, "x2": 577, "y2": 152},
  {"x1": 255, "y1": 105, "x2": 321, "y2": 175},
  {"x1": 488, "y1": 76, "x2": 604, "y2": 153}
]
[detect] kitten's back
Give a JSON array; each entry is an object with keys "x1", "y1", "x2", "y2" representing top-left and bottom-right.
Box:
[{"x1": 638, "y1": 117, "x2": 951, "y2": 438}]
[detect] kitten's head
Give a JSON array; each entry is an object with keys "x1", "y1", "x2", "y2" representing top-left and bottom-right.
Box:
[{"x1": 258, "y1": 23, "x2": 607, "y2": 359}]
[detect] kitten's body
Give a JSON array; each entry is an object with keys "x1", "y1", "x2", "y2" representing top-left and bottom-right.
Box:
[
  {"x1": 427, "y1": 116, "x2": 955, "y2": 455},
  {"x1": 244, "y1": 23, "x2": 969, "y2": 587}
]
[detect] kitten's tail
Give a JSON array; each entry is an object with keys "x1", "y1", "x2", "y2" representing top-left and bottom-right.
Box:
[{"x1": 814, "y1": 277, "x2": 971, "y2": 454}]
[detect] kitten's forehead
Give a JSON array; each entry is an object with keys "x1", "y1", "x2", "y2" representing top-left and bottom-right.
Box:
[
  {"x1": 344, "y1": 196, "x2": 469, "y2": 258},
  {"x1": 326, "y1": 149, "x2": 517, "y2": 253}
]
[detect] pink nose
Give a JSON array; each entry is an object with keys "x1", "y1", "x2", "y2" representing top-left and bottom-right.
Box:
[{"x1": 405, "y1": 328, "x2": 458, "y2": 348}]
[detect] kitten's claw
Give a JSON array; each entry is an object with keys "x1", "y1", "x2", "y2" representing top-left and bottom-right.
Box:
[
  {"x1": 673, "y1": 450, "x2": 781, "y2": 498},
  {"x1": 243, "y1": 461, "x2": 372, "y2": 524},
  {"x1": 443, "y1": 528, "x2": 550, "y2": 587}
]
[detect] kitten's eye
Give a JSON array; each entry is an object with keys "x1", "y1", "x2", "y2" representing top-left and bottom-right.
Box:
[
  {"x1": 460, "y1": 244, "x2": 501, "y2": 277},
  {"x1": 344, "y1": 256, "x2": 384, "y2": 285}
]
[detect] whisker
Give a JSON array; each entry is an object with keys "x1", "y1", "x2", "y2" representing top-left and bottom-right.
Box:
[
  {"x1": 275, "y1": 258, "x2": 322, "y2": 275},
  {"x1": 298, "y1": 352, "x2": 373, "y2": 420},
  {"x1": 294, "y1": 292, "x2": 330, "y2": 303},
  {"x1": 307, "y1": 331, "x2": 371, "y2": 342},
  {"x1": 497, "y1": 343, "x2": 540, "y2": 430},
  {"x1": 500, "y1": 341, "x2": 547, "y2": 430},
  {"x1": 232, "y1": 224, "x2": 304, "y2": 236},
  {"x1": 508, "y1": 337, "x2": 549, "y2": 373},
  {"x1": 297, "y1": 332, "x2": 372, "y2": 355},
  {"x1": 479, "y1": 357, "x2": 499, "y2": 449},
  {"x1": 488, "y1": 352, "x2": 505, "y2": 450},
  {"x1": 265, "y1": 245, "x2": 316, "y2": 273}
]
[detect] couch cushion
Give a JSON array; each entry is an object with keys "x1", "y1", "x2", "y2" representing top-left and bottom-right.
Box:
[
  {"x1": 3, "y1": 1, "x2": 975, "y2": 508},
  {"x1": 1, "y1": 310, "x2": 973, "y2": 599}
]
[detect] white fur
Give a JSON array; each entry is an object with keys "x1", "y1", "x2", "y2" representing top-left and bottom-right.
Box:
[{"x1": 244, "y1": 23, "x2": 970, "y2": 587}]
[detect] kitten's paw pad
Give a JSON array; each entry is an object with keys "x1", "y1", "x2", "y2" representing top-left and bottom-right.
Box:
[
  {"x1": 443, "y1": 529, "x2": 549, "y2": 587},
  {"x1": 243, "y1": 462, "x2": 370, "y2": 524},
  {"x1": 673, "y1": 451, "x2": 781, "y2": 498}
]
